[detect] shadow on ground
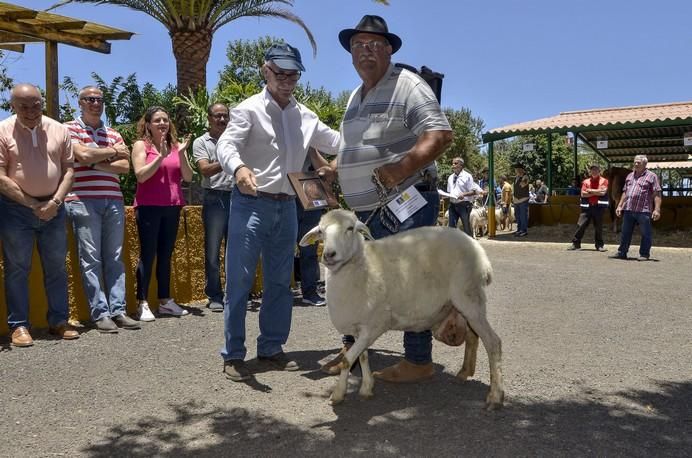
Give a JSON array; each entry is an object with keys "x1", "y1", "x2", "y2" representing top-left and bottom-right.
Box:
[{"x1": 80, "y1": 375, "x2": 691, "y2": 457}]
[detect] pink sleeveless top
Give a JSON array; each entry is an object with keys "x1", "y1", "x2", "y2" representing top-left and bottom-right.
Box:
[{"x1": 133, "y1": 142, "x2": 186, "y2": 207}]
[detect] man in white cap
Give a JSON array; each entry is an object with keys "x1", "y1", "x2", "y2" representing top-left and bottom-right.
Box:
[{"x1": 216, "y1": 43, "x2": 340, "y2": 381}]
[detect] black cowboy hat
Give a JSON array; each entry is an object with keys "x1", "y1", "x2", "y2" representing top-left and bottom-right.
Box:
[{"x1": 338, "y1": 15, "x2": 402, "y2": 54}]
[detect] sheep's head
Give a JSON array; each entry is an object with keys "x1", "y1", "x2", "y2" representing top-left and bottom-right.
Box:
[{"x1": 299, "y1": 209, "x2": 373, "y2": 271}]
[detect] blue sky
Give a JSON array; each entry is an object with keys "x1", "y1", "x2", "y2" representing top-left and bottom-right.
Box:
[{"x1": 3, "y1": 0, "x2": 691, "y2": 134}]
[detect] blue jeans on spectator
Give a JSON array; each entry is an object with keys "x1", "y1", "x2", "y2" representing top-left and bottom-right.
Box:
[
  {"x1": 296, "y1": 205, "x2": 323, "y2": 295},
  {"x1": 221, "y1": 188, "x2": 298, "y2": 361},
  {"x1": 618, "y1": 210, "x2": 653, "y2": 258},
  {"x1": 449, "y1": 201, "x2": 472, "y2": 236},
  {"x1": 135, "y1": 205, "x2": 181, "y2": 300},
  {"x1": 0, "y1": 197, "x2": 70, "y2": 329},
  {"x1": 514, "y1": 201, "x2": 529, "y2": 233},
  {"x1": 342, "y1": 190, "x2": 440, "y2": 365},
  {"x1": 202, "y1": 189, "x2": 231, "y2": 303},
  {"x1": 66, "y1": 199, "x2": 127, "y2": 322}
]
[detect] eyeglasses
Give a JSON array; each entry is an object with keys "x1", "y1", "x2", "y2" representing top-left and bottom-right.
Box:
[
  {"x1": 80, "y1": 96, "x2": 103, "y2": 104},
  {"x1": 266, "y1": 66, "x2": 301, "y2": 82},
  {"x1": 350, "y1": 40, "x2": 389, "y2": 52}
]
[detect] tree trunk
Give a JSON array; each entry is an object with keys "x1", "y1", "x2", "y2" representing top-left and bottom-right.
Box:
[{"x1": 171, "y1": 29, "x2": 212, "y2": 129}]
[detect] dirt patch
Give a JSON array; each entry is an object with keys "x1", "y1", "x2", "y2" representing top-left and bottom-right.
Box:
[{"x1": 1, "y1": 241, "x2": 690, "y2": 457}]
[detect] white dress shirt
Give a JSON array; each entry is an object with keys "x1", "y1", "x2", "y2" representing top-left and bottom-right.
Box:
[
  {"x1": 217, "y1": 88, "x2": 340, "y2": 195},
  {"x1": 448, "y1": 169, "x2": 480, "y2": 203}
]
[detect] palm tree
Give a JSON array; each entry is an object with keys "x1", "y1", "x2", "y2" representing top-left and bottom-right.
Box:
[{"x1": 49, "y1": 1, "x2": 317, "y2": 97}]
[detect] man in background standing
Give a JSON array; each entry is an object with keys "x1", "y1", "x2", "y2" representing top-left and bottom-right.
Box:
[
  {"x1": 0, "y1": 83, "x2": 78, "y2": 346},
  {"x1": 64, "y1": 86, "x2": 140, "y2": 333},
  {"x1": 568, "y1": 164, "x2": 609, "y2": 252},
  {"x1": 447, "y1": 157, "x2": 481, "y2": 236},
  {"x1": 192, "y1": 102, "x2": 233, "y2": 312},
  {"x1": 610, "y1": 155, "x2": 662, "y2": 261}
]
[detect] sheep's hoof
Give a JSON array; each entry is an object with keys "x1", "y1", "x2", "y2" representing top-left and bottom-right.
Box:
[
  {"x1": 359, "y1": 390, "x2": 374, "y2": 400},
  {"x1": 329, "y1": 394, "x2": 344, "y2": 406},
  {"x1": 337, "y1": 357, "x2": 351, "y2": 371},
  {"x1": 485, "y1": 391, "x2": 505, "y2": 411},
  {"x1": 456, "y1": 370, "x2": 471, "y2": 381}
]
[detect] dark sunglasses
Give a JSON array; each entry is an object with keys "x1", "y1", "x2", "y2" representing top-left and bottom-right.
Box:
[{"x1": 80, "y1": 96, "x2": 104, "y2": 104}]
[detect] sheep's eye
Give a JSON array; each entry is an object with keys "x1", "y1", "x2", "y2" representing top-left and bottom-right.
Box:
[{"x1": 346, "y1": 226, "x2": 354, "y2": 232}]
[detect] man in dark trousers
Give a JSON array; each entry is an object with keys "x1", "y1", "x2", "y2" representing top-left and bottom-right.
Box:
[{"x1": 568, "y1": 164, "x2": 609, "y2": 251}]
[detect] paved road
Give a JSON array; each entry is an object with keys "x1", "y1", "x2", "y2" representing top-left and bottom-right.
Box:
[{"x1": 1, "y1": 240, "x2": 690, "y2": 457}]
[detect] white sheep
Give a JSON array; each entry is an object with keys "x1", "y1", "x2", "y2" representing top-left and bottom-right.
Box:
[{"x1": 300, "y1": 209, "x2": 504, "y2": 410}]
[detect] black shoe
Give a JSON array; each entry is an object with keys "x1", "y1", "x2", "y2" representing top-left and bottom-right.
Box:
[
  {"x1": 258, "y1": 352, "x2": 299, "y2": 371},
  {"x1": 112, "y1": 314, "x2": 141, "y2": 330},
  {"x1": 567, "y1": 244, "x2": 580, "y2": 251},
  {"x1": 95, "y1": 317, "x2": 118, "y2": 334},
  {"x1": 609, "y1": 253, "x2": 627, "y2": 260},
  {"x1": 596, "y1": 246, "x2": 607, "y2": 252},
  {"x1": 517, "y1": 231, "x2": 528, "y2": 237},
  {"x1": 223, "y1": 359, "x2": 251, "y2": 382}
]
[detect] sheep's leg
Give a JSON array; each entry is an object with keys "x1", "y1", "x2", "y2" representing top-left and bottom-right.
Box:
[
  {"x1": 329, "y1": 330, "x2": 382, "y2": 405},
  {"x1": 464, "y1": 314, "x2": 504, "y2": 410},
  {"x1": 358, "y1": 351, "x2": 374, "y2": 399},
  {"x1": 456, "y1": 327, "x2": 478, "y2": 380}
]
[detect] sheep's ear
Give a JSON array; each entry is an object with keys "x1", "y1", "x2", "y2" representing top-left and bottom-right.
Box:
[
  {"x1": 355, "y1": 220, "x2": 374, "y2": 241},
  {"x1": 299, "y1": 226, "x2": 323, "y2": 246}
]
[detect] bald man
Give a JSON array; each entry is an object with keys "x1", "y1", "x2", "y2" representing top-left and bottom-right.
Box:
[{"x1": 0, "y1": 83, "x2": 79, "y2": 347}]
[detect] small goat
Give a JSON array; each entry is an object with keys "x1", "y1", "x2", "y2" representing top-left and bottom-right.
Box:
[{"x1": 300, "y1": 209, "x2": 504, "y2": 410}]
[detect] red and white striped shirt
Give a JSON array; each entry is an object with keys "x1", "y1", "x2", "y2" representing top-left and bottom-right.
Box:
[{"x1": 64, "y1": 117, "x2": 124, "y2": 201}]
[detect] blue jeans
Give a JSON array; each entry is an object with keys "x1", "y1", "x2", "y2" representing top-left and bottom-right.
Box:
[
  {"x1": 202, "y1": 189, "x2": 231, "y2": 303},
  {"x1": 221, "y1": 188, "x2": 298, "y2": 361},
  {"x1": 296, "y1": 205, "x2": 323, "y2": 295},
  {"x1": 514, "y1": 201, "x2": 529, "y2": 233},
  {"x1": 449, "y1": 201, "x2": 472, "y2": 236},
  {"x1": 0, "y1": 197, "x2": 70, "y2": 329},
  {"x1": 343, "y1": 190, "x2": 440, "y2": 364},
  {"x1": 618, "y1": 211, "x2": 653, "y2": 258},
  {"x1": 66, "y1": 199, "x2": 127, "y2": 322}
]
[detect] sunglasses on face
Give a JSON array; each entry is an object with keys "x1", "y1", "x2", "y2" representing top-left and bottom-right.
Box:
[
  {"x1": 266, "y1": 66, "x2": 301, "y2": 82},
  {"x1": 80, "y1": 96, "x2": 103, "y2": 104}
]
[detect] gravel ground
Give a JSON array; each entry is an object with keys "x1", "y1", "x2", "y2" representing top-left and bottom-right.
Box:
[{"x1": 1, "y1": 238, "x2": 691, "y2": 457}]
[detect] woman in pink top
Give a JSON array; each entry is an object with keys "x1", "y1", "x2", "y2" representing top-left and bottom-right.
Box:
[{"x1": 131, "y1": 106, "x2": 193, "y2": 321}]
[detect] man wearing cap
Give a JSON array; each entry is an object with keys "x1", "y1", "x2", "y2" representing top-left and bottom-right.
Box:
[
  {"x1": 216, "y1": 43, "x2": 340, "y2": 381},
  {"x1": 513, "y1": 163, "x2": 530, "y2": 236},
  {"x1": 568, "y1": 164, "x2": 609, "y2": 251},
  {"x1": 610, "y1": 155, "x2": 662, "y2": 261},
  {"x1": 319, "y1": 15, "x2": 453, "y2": 383},
  {"x1": 0, "y1": 83, "x2": 79, "y2": 346}
]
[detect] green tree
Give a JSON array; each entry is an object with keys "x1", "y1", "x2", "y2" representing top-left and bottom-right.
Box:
[
  {"x1": 437, "y1": 107, "x2": 485, "y2": 181},
  {"x1": 50, "y1": 0, "x2": 316, "y2": 98},
  {"x1": 0, "y1": 51, "x2": 14, "y2": 112},
  {"x1": 218, "y1": 35, "x2": 281, "y2": 88}
]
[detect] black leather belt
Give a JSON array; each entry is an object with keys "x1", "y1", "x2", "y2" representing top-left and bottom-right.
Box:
[
  {"x1": 256, "y1": 191, "x2": 295, "y2": 201},
  {"x1": 414, "y1": 182, "x2": 436, "y2": 192}
]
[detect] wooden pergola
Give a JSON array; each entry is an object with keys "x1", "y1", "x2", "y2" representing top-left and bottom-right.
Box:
[{"x1": 0, "y1": 1, "x2": 133, "y2": 118}]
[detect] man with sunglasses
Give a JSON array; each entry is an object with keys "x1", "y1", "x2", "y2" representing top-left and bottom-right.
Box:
[
  {"x1": 216, "y1": 43, "x2": 340, "y2": 381},
  {"x1": 0, "y1": 83, "x2": 78, "y2": 346},
  {"x1": 192, "y1": 103, "x2": 233, "y2": 312},
  {"x1": 63, "y1": 86, "x2": 140, "y2": 333},
  {"x1": 319, "y1": 15, "x2": 453, "y2": 383}
]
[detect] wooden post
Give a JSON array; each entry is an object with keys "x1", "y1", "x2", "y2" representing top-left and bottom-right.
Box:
[{"x1": 45, "y1": 40, "x2": 59, "y2": 119}]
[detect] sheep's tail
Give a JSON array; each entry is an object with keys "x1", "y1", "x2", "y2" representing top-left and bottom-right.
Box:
[{"x1": 473, "y1": 240, "x2": 493, "y2": 287}]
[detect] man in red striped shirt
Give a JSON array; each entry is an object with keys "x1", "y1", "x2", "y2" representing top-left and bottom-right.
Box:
[
  {"x1": 611, "y1": 155, "x2": 662, "y2": 261},
  {"x1": 64, "y1": 86, "x2": 141, "y2": 332}
]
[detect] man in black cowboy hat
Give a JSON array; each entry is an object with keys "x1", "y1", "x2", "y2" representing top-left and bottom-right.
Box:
[{"x1": 320, "y1": 15, "x2": 454, "y2": 383}]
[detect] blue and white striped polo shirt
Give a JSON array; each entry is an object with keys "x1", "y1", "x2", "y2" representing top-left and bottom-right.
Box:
[{"x1": 337, "y1": 64, "x2": 451, "y2": 211}]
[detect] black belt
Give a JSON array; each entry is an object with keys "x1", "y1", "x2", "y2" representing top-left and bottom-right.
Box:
[
  {"x1": 256, "y1": 191, "x2": 295, "y2": 201},
  {"x1": 204, "y1": 189, "x2": 232, "y2": 195},
  {"x1": 414, "y1": 182, "x2": 436, "y2": 192}
]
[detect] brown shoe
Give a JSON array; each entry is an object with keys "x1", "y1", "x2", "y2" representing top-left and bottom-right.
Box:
[
  {"x1": 48, "y1": 323, "x2": 80, "y2": 340},
  {"x1": 320, "y1": 344, "x2": 352, "y2": 375},
  {"x1": 373, "y1": 359, "x2": 434, "y2": 383},
  {"x1": 11, "y1": 326, "x2": 34, "y2": 347}
]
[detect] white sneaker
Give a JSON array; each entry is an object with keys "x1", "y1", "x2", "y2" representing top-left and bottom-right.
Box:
[
  {"x1": 158, "y1": 299, "x2": 189, "y2": 316},
  {"x1": 138, "y1": 301, "x2": 155, "y2": 322}
]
